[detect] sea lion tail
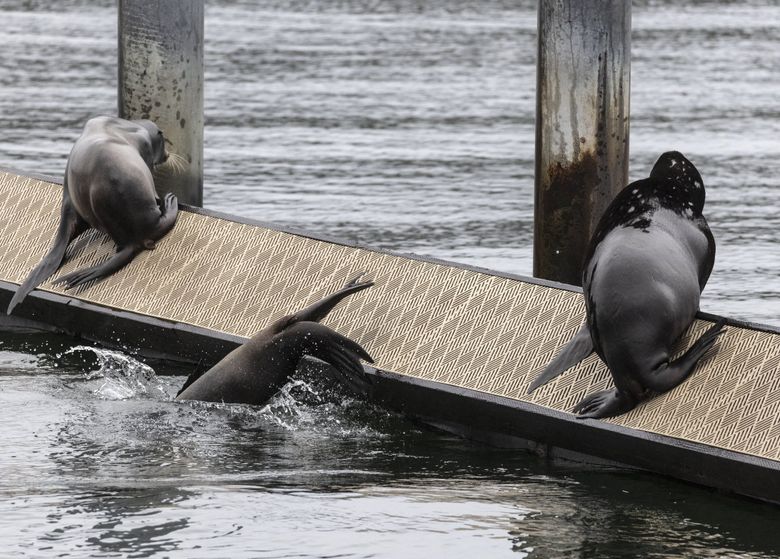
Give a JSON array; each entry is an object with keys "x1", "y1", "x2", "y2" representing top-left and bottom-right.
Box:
[{"x1": 527, "y1": 322, "x2": 594, "y2": 393}]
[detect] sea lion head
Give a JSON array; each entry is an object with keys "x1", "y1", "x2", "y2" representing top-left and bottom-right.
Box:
[
  {"x1": 134, "y1": 119, "x2": 169, "y2": 166},
  {"x1": 650, "y1": 151, "x2": 705, "y2": 214}
]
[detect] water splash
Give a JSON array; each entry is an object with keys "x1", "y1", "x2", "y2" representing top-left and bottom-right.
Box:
[
  {"x1": 258, "y1": 378, "x2": 395, "y2": 438},
  {"x1": 65, "y1": 345, "x2": 167, "y2": 400},
  {"x1": 258, "y1": 379, "x2": 324, "y2": 429},
  {"x1": 182, "y1": 379, "x2": 326, "y2": 425},
  {"x1": 180, "y1": 376, "x2": 392, "y2": 438}
]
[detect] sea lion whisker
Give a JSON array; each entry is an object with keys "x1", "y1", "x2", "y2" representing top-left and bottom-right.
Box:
[{"x1": 157, "y1": 152, "x2": 187, "y2": 175}]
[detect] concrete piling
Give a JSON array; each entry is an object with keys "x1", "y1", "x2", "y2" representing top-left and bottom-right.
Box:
[
  {"x1": 118, "y1": 0, "x2": 204, "y2": 206},
  {"x1": 533, "y1": 0, "x2": 631, "y2": 285}
]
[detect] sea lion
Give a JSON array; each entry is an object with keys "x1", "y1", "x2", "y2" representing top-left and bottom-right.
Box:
[
  {"x1": 528, "y1": 151, "x2": 725, "y2": 418},
  {"x1": 176, "y1": 275, "x2": 374, "y2": 405},
  {"x1": 7, "y1": 116, "x2": 179, "y2": 314}
]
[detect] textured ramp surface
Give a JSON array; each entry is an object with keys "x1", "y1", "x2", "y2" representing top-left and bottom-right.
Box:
[{"x1": 1, "y1": 171, "x2": 779, "y2": 461}]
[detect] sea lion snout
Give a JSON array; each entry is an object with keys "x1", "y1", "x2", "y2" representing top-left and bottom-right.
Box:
[{"x1": 133, "y1": 119, "x2": 168, "y2": 166}]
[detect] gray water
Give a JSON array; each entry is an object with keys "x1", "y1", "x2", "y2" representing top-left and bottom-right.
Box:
[{"x1": 1, "y1": 1, "x2": 780, "y2": 557}]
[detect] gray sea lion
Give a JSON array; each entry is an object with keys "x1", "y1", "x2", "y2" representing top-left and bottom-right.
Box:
[
  {"x1": 528, "y1": 151, "x2": 725, "y2": 418},
  {"x1": 176, "y1": 275, "x2": 374, "y2": 405},
  {"x1": 7, "y1": 116, "x2": 179, "y2": 314}
]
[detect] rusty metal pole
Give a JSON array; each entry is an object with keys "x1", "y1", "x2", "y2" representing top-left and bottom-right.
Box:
[
  {"x1": 533, "y1": 1, "x2": 631, "y2": 285},
  {"x1": 118, "y1": 0, "x2": 204, "y2": 206}
]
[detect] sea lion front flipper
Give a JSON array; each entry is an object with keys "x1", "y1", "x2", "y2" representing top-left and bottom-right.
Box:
[
  {"x1": 265, "y1": 275, "x2": 374, "y2": 335},
  {"x1": 289, "y1": 274, "x2": 374, "y2": 325},
  {"x1": 527, "y1": 322, "x2": 594, "y2": 393},
  {"x1": 7, "y1": 185, "x2": 88, "y2": 314},
  {"x1": 53, "y1": 245, "x2": 140, "y2": 290},
  {"x1": 151, "y1": 192, "x2": 179, "y2": 240}
]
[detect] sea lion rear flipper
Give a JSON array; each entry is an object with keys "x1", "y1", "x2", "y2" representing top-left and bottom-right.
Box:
[
  {"x1": 309, "y1": 327, "x2": 374, "y2": 396},
  {"x1": 527, "y1": 322, "x2": 594, "y2": 393},
  {"x1": 53, "y1": 245, "x2": 140, "y2": 290},
  {"x1": 296, "y1": 273, "x2": 374, "y2": 323},
  {"x1": 639, "y1": 318, "x2": 726, "y2": 393},
  {"x1": 7, "y1": 186, "x2": 88, "y2": 314}
]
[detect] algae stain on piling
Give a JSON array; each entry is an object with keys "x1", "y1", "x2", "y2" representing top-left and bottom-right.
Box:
[{"x1": 534, "y1": 149, "x2": 600, "y2": 286}]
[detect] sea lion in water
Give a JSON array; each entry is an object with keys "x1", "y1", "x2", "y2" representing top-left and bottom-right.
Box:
[
  {"x1": 7, "y1": 116, "x2": 179, "y2": 314},
  {"x1": 528, "y1": 151, "x2": 725, "y2": 418},
  {"x1": 176, "y1": 275, "x2": 374, "y2": 405}
]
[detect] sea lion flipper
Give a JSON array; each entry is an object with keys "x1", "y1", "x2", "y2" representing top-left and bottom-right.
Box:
[
  {"x1": 338, "y1": 333, "x2": 374, "y2": 364},
  {"x1": 639, "y1": 318, "x2": 726, "y2": 393},
  {"x1": 309, "y1": 326, "x2": 374, "y2": 395},
  {"x1": 573, "y1": 389, "x2": 635, "y2": 419},
  {"x1": 344, "y1": 272, "x2": 367, "y2": 288},
  {"x1": 317, "y1": 348, "x2": 372, "y2": 396},
  {"x1": 289, "y1": 275, "x2": 374, "y2": 325},
  {"x1": 7, "y1": 186, "x2": 88, "y2": 314},
  {"x1": 527, "y1": 322, "x2": 594, "y2": 393},
  {"x1": 152, "y1": 192, "x2": 179, "y2": 240},
  {"x1": 53, "y1": 245, "x2": 139, "y2": 290}
]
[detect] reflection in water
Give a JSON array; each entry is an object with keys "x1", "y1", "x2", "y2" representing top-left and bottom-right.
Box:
[
  {"x1": 42, "y1": 488, "x2": 191, "y2": 558},
  {"x1": 542, "y1": 471, "x2": 780, "y2": 559}
]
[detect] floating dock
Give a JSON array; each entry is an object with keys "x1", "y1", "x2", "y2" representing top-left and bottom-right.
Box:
[{"x1": 0, "y1": 169, "x2": 778, "y2": 504}]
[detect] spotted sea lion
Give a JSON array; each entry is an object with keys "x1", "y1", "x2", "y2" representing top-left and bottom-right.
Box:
[
  {"x1": 7, "y1": 116, "x2": 179, "y2": 314},
  {"x1": 528, "y1": 151, "x2": 725, "y2": 418},
  {"x1": 175, "y1": 275, "x2": 374, "y2": 405}
]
